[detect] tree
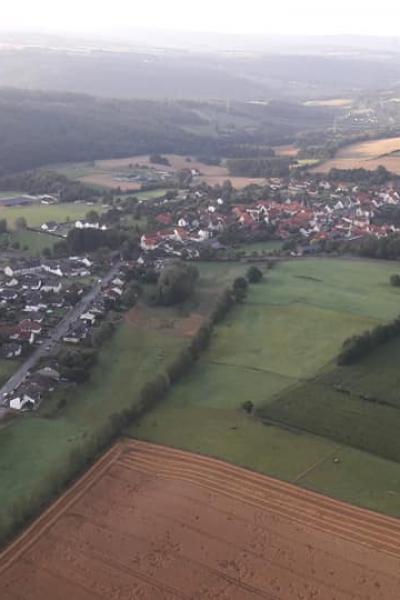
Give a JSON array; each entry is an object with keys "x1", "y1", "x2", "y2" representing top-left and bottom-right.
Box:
[
  {"x1": 86, "y1": 209, "x2": 100, "y2": 223},
  {"x1": 0, "y1": 218, "x2": 7, "y2": 233},
  {"x1": 232, "y1": 277, "x2": 248, "y2": 303},
  {"x1": 241, "y1": 400, "x2": 254, "y2": 414},
  {"x1": 390, "y1": 274, "x2": 400, "y2": 287},
  {"x1": 15, "y1": 216, "x2": 27, "y2": 230},
  {"x1": 42, "y1": 247, "x2": 52, "y2": 258},
  {"x1": 247, "y1": 266, "x2": 263, "y2": 284},
  {"x1": 157, "y1": 262, "x2": 199, "y2": 306}
]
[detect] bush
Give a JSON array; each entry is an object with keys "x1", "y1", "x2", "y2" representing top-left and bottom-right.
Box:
[
  {"x1": 390, "y1": 274, "x2": 400, "y2": 287},
  {"x1": 338, "y1": 316, "x2": 400, "y2": 365},
  {"x1": 247, "y1": 266, "x2": 263, "y2": 283}
]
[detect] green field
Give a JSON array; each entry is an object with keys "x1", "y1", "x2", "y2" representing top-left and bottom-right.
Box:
[
  {"x1": 128, "y1": 258, "x2": 400, "y2": 516},
  {"x1": 0, "y1": 202, "x2": 103, "y2": 229},
  {"x1": 0, "y1": 360, "x2": 20, "y2": 387},
  {"x1": 1, "y1": 230, "x2": 58, "y2": 255}
]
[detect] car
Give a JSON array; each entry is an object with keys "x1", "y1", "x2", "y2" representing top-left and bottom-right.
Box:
[{"x1": 45, "y1": 345, "x2": 51, "y2": 351}]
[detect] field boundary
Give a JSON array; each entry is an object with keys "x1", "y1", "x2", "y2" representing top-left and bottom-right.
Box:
[
  {"x1": 3, "y1": 438, "x2": 400, "y2": 577},
  {"x1": 0, "y1": 443, "x2": 122, "y2": 573}
]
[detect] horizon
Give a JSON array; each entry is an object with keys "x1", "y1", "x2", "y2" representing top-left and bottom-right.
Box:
[{"x1": 1, "y1": 1, "x2": 400, "y2": 39}]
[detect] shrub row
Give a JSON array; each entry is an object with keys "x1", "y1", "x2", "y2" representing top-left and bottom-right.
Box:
[{"x1": 337, "y1": 316, "x2": 400, "y2": 365}]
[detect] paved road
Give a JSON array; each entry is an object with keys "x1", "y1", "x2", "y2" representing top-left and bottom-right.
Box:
[{"x1": 0, "y1": 261, "x2": 121, "y2": 406}]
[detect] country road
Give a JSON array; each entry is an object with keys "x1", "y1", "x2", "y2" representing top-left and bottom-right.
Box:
[{"x1": 0, "y1": 260, "x2": 121, "y2": 406}]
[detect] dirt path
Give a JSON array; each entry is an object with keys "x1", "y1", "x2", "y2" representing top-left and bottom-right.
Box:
[{"x1": 1, "y1": 440, "x2": 399, "y2": 599}]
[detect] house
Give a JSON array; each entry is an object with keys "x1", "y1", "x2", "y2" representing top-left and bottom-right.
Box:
[
  {"x1": 10, "y1": 396, "x2": 35, "y2": 411},
  {"x1": 5, "y1": 277, "x2": 18, "y2": 288},
  {"x1": 80, "y1": 312, "x2": 96, "y2": 325},
  {"x1": 21, "y1": 275, "x2": 42, "y2": 291},
  {"x1": 4, "y1": 259, "x2": 42, "y2": 278},
  {"x1": 41, "y1": 221, "x2": 58, "y2": 232},
  {"x1": 36, "y1": 366, "x2": 61, "y2": 381},
  {"x1": 19, "y1": 319, "x2": 42, "y2": 335},
  {"x1": 63, "y1": 323, "x2": 88, "y2": 344},
  {"x1": 41, "y1": 278, "x2": 62, "y2": 294},
  {"x1": 0, "y1": 342, "x2": 22, "y2": 359}
]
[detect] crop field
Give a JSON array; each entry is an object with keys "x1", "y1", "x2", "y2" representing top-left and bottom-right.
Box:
[
  {"x1": 52, "y1": 154, "x2": 266, "y2": 189},
  {"x1": 0, "y1": 202, "x2": 104, "y2": 229},
  {"x1": 130, "y1": 258, "x2": 400, "y2": 515},
  {"x1": 1, "y1": 440, "x2": 399, "y2": 600},
  {"x1": 304, "y1": 98, "x2": 353, "y2": 107},
  {"x1": 313, "y1": 135, "x2": 400, "y2": 174}
]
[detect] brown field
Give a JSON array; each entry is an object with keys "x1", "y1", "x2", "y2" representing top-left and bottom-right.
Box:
[
  {"x1": 313, "y1": 136, "x2": 400, "y2": 174},
  {"x1": 80, "y1": 174, "x2": 142, "y2": 190},
  {"x1": 273, "y1": 144, "x2": 299, "y2": 157},
  {"x1": 1, "y1": 439, "x2": 400, "y2": 600},
  {"x1": 304, "y1": 98, "x2": 353, "y2": 108},
  {"x1": 83, "y1": 154, "x2": 265, "y2": 190}
]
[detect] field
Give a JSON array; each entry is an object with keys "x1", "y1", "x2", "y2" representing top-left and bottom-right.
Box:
[
  {"x1": 0, "y1": 262, "x2": 246, "y2": 544},
  {"x1": 0, "y1": 202, "x2": 103, "y2": 229},
  {"x1": 304, "y1": 98, "x2": 353, "y2": 107},
  {"x1": 313, "y1": 135, "x2": 400, "y2": 174},
  {"x1": 53, "y1": 154, "x2": 266, "y2": 190},
  {"x1": 1, "y1": 230, "x2": 58, "y2": 254},
  {"x1": 129, "y1": 258, "x2": 400, "y2": 515},
  {"x1": 1, "y1": 439, "x2": 399, "y2": 600}
]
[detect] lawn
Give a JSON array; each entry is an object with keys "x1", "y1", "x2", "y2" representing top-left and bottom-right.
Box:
[
  {"x1": 0, "y1": 359, "x2": 20, "y2": 387},
  {"x1": 1, "y1": 230, "x2": 58, "y2": 255},
  {"x1": 128, "y1": 258, "x2": 400, "y2": 516},
  {"x1": 0, "y1": 202, "x2": 104, "y2": 229}
]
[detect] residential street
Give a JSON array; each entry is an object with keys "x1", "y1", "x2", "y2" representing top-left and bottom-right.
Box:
[{"x1": 0, "y1": 260, "x2": 121, "y2": 406}]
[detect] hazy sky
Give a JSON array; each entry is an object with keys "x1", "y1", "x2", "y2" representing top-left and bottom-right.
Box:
[{"x1": 1, "y1": 0, "x2": 400, "y2": 37}]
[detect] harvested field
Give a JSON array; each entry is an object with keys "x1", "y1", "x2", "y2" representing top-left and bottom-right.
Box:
[
  {"x1": 273, "y1": 144, "x2": 299, "y2": 157},
  {"x1": 68, "y1": 154, "x2": 265, "y2": 191},
  {"x1": 304, "y1": 98, "x2": 353, "y2": 108},
  {"x1": 1, "y1": 439, "x2": 400, "y2": 600},
  {"x1": 313, "y1": 136, "x2": 400, "y2": 174}
]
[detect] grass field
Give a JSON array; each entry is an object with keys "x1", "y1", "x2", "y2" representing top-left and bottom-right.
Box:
[
  {"x1": 0, "y1": 202, "x2": 103, "y2": 229},
  {"x1": 128, "y1": 258, "x2": 400, "y2": 516},
  {"x1": 0, "y1": 360, "x2": 20, "y2": 388},
  {"x1": 1, "y1": 230, "x2": 58, "y2": 254},
  {"x1": 312, "y1": 135, "x2": 400, "y2": 174}
]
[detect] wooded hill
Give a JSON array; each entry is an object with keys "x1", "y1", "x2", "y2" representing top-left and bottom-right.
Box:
[{"x1": 0, "y1": 88, "x2": 334, "y2": 176}]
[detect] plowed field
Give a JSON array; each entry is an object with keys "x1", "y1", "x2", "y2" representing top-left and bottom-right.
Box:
[{"x1": 1, "y1": 440, "x2": 400, "y2": 600}]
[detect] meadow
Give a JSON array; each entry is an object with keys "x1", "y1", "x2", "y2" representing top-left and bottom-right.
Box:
[
  {"x1": 129, "y1": 258, "x2": 400, "y2": 516},
  {"x1": 1, "y1": 230, "x2": 58, "y2": 254},
  {"x1": 0, "y1": 202, "x2": 104, "y2": 229}
]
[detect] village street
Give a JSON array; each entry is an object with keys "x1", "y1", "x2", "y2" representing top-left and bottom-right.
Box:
[{"x1": 0, "y1": 260, "x2": 121, "y2": 406}]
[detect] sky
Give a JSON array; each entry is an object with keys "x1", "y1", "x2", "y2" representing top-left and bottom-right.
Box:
[{"x1": 1, "y1": 0, "x2": 400, "y2": 37}]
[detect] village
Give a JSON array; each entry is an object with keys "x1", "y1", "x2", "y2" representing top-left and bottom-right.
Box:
[
  {"x1": 1, "y1": 172, "x2": 400, "y2": 414},
  {"x1": 0, "y1": 253, "x2": 127, "y2": 412},
  {"x1": 139, "y1": 175, "x2": 400, "y2": 257}
]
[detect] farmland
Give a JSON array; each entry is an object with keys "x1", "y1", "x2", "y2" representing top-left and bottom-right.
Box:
[
  {"x1": 0, "y1": 201, "x2": 104, "y2": 229},
  {"x1": 130, "y1": 258, "x2": 400, "y2": 515},
  {"x1": 312, "y1": 135, "x2": 400, "y2": 174},
  {"x1": 52, "y1": 154, "x2": 266, "y2": 190},
  {"x1": 0, "y1": 262, "x2": 245, "y2": 544},
  {"x1": 1, "y1": 440, "x2": 400, "y2": 600}
]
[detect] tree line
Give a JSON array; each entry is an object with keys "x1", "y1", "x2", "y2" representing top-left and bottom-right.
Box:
[{"x1": 338, "y1": 317, "x2": 400, "y2": 365}]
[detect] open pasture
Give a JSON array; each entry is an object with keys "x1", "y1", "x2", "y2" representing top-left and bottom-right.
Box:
[
  {"x1": 130, "y1": 258, "x2": 400, "y2": 515},
  {"x1": 1, "y1": 440, "x2": 400, "y2": 600},
  {"x1": 312, "y1": 136, "x2": 400, "y2": 174}
]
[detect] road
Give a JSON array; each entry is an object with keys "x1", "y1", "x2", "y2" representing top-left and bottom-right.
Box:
[{"x1": 0, "y1": 261, "x2": 121, "y2": 406}]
